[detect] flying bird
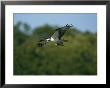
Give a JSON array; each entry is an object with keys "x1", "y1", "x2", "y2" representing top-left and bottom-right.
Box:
[{"x1": 37, "y1": 24, "x2": 73, "y2": 47}]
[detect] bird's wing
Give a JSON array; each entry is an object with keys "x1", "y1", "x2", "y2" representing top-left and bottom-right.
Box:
[
  {"x1": 59, "y1": 29, "x2": 66, "y2": 39},
  {"x1": 51, "y1": 30, "x2": 60, "y2": 42},
  {"x1": 52, "y1": 24, "x2": 73, "y2": 40}
]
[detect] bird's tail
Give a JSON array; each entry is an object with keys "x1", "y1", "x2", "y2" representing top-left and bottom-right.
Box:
[{"x1": 37, "y1": 39, "x2": 46, "y2": 47}]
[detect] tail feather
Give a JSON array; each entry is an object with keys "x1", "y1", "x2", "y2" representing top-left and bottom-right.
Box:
[
  {"x1": 37, "y1": 42, "x2": 44, "y2": 47},
  {"x1": 37, "y1": 39, "x2": 46, "y2": 47}
]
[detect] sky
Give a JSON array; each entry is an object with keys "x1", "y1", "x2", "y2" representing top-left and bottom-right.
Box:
[{"x1": 14, "y1": 13, "x2": 97, "y2": 32}]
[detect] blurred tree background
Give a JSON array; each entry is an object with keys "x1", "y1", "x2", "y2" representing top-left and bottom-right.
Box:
[{"x1": 14, "y1": 22, "x2": 97, "y2": 75}]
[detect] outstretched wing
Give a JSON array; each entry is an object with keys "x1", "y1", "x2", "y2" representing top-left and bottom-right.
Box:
[
  {"x1": 51, "y1": 30, "x2": 60, "y2": 41},
  {"x1": 52, "y1": 28, "x2": 66, "y2": 41}
]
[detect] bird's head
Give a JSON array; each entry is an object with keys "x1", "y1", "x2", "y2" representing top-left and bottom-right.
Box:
[{"x1": 65, "y1": 24, "x2": 73, "y2": 29}]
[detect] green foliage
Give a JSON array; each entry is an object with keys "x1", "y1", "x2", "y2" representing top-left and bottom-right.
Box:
[
  {"x1": 23, "y1": 23, "x2": 30, "y2": 33},
  {"x1": 14, "y1": 23, "x2": 29, "y2": 46},
  {"x1": 14, "y1": 22, "x2": 97, "y2": 75},
  {"x1": 32, "y1": 24, "x2": 54, "y2": 39}
]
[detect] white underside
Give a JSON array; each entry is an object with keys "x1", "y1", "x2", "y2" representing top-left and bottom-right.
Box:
[
  {"x1": 50, "y1": 37, "x2": 54, "y2": 41},
  {"x1": 46, "y1": 37, "x2": 55, "y2": 42}
]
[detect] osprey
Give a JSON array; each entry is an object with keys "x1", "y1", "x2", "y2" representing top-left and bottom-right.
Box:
[{"x1": 37, "y1": 24, "x2": 73, "y2": 47}]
